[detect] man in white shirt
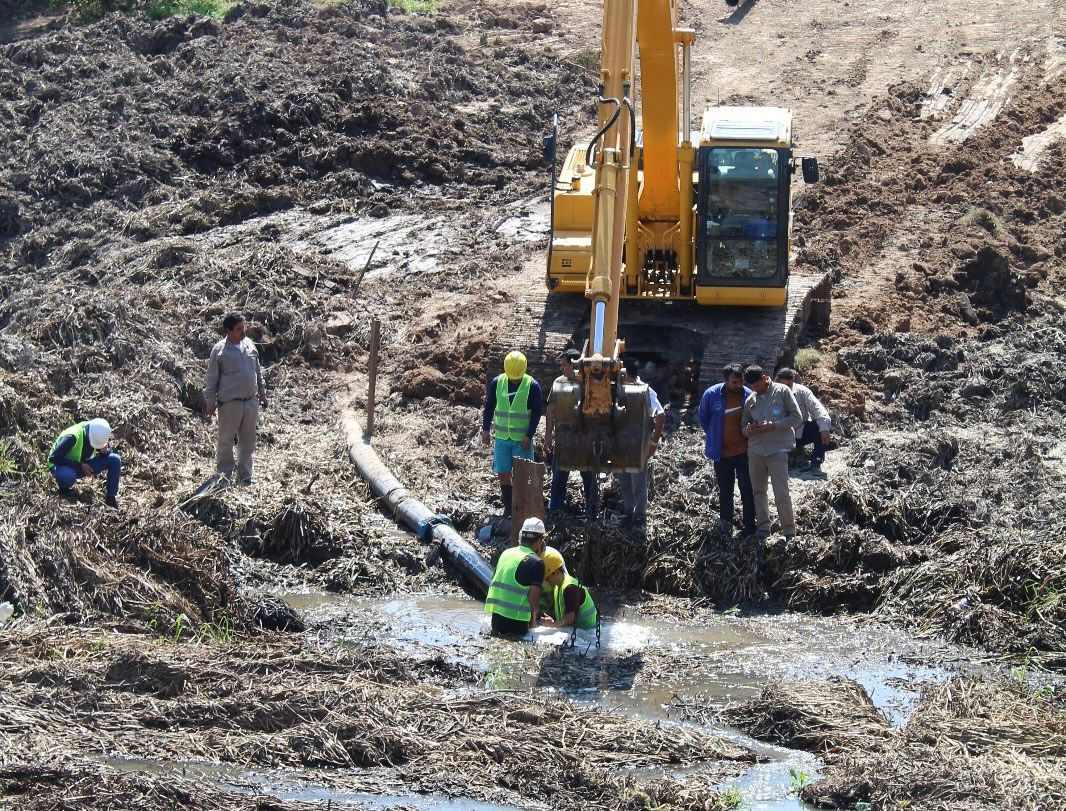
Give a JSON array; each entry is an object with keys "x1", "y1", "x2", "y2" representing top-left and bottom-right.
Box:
[
  {"x1": 614, "y1": 357, "x2": 666, "y2": 530},
  {"x1": 775, "y1": 368, "x2": 831, "y2": 477}
]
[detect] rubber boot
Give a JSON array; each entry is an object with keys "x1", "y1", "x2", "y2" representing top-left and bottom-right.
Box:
[{"x1": 501, "y1": 484, "x2": 513, "y2": 518}]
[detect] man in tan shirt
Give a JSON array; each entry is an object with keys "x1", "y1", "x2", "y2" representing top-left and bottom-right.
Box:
[
  {"x1": 741, "y1": 365, "x2": 802, "y2": 539},
  {"x1": 204, "y1": 313, "x2": 268, "y2": 485}
]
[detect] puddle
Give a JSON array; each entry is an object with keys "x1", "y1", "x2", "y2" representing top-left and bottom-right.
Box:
[
  {"x1": 100, "y1": 756, "x2": 526, "y2": 811},
  {"x1": 278, "y1": 591, "x2": 990, "y2": 811},
  {"x1": 282, "y1": 592, "x2": 974, "y2": 725}
]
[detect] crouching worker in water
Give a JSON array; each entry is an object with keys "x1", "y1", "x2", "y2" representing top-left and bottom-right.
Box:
[
  {"x1": 48, "y1": 418, "x2": 121, "y2": 508},
  {"x1": 485, "y1": 517, "x2": 547, "y2": 637},
  {"x1": 538, "y1": 549, "x2": 597, "y2": 631}
]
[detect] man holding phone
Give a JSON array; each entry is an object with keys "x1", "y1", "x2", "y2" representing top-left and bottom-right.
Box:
[{"x1": 741, "y1": 365, "x2": 802, "y2": 539}]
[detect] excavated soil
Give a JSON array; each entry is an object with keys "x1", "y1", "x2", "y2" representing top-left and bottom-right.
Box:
[{"x1": 2, "y1": 0, "x2": 1066, "y2": 808}]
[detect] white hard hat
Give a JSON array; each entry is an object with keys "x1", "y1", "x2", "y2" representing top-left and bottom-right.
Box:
[
  {"x1": 86, "y1": 418, "x2": 111, "y2": 450},
  {"x1": 520, "y1": 517, "x2": 546, "y2": 537}
]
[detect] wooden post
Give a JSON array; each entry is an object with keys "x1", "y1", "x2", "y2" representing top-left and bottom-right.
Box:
[
  {"x1": 510, "y1": 458, "x2": 546, "y2": 543},
  {"x1": 366, "y1": 318, "x2": 381, "y2": 439}
]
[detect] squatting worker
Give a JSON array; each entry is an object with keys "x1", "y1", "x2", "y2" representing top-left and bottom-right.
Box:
[
  {"x1": 697, "y1": 363, "x2": 756, "y2": 537},
  {"x1": 538, "y1": 548, "x2": 597, "y2": 631},
  {"x1": 485, "y1": 517, "x2": 547, "y2": 636},
  {"x1": 545, "y1": 348, "x2": 598, "y2": 519},
  {"x1": 204, "y1": 312, "x2": 269, "y2": 486},
  {"x1": 775, "y1": 368, "x2": 832, "y2": 477},
  {"x1": 481, "y1": 351, "x2": 543, "y2": 518},
  {"x1": 741, "y1": 365, "x2": 802, "y2": 540},
  {"x1": 48, "y1": 418, "x2": 121, "y2": 508},
  {"x1": 614, "y1": 357, "x2": 665, "y2": 529}
]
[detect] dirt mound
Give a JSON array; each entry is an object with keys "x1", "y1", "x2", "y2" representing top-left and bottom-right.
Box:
[
  {"x1": 803, "y1": 677, "x2": 1066, "y2": 811},
  {"x1": 0, "y1": 1, "x2": 587, "y2": 264}
]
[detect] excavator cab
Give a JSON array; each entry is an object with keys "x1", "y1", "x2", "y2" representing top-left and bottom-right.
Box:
[{"x1": 696, "y1": 146, "x2": 788, "y2": 288}]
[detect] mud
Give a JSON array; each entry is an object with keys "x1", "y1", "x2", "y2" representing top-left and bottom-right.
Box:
[
  {"x1": 2, "y1": 0, "x2": 1065, "y2": 809},
  {"x1": 722, "y1": 676, "x2": 1066, "y2": 811}
]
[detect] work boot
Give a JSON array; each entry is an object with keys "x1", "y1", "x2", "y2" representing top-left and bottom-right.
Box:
[
  {"x1": 755, "y1": 528, "x2": 771, "y2": 541},
  {"x1": 104, "y1": 495, "x2": 119, "y2": 509},
  {"x1": 501, "y1": 484, "x2": 513, "y2": 518}
]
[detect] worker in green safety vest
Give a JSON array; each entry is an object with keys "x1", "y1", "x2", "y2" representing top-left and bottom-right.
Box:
[
  {"x1": 485, "y1": 517, "x2": 547, "y2": 637},
  {"x1": 47, "y1": 418, "x2": 122, "y2": 508},
  {"x1": 538, "y1": 548, "x2": 597, "y2": 631},
  {"x1": 481, "y1": 351, "x2": 544, "y2": 519}
]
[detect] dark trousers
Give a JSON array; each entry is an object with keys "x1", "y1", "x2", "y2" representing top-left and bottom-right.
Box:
[
  {"x1": 51, "y1": 452, "x2": 122, "y2": 499},
  {"x1": 490, "y1": 613, "x2": 529, "y2": 637},
  {"x1": 796, "y1": 422, "x2": 826, "y2": 464},
  {"x1": 713, "y1": 452, "x2": 756, "y2": 534},
  {"x1": 548, "y1": 457, "x2": 598, "y2": 517}
]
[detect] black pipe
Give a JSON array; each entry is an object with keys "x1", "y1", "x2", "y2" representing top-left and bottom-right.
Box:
[{"x1": 344, "y1": 415, "x2": 494, "y2": 596}]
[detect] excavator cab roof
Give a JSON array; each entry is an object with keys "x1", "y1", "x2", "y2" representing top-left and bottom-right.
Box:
[{"x1": 700, "y1": 106, "x2": 792, "y2": 147}]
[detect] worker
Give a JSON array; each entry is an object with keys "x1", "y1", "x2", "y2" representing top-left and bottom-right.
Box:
[
  {"x1": 775, "y1": 368, "x2": 831, "y2": 477},
  {"x1": 697, "y1": 363, "x2": 756, "y2": 537},
  {"x1": 741, "y1": 365, "x2": 803, "y2": 540},
  {"x1": 538, "y1": 548, "x2": 597, "y2": 631},
  {"x1": 481, "y1": 351, "x2": 543, "y2": 518},
  {"x1": 48, "y1": 418, "x2": 121, "y2": 508},
  {"x1": 544, "y1": 348, "x2": 598, "y2": 520},
  {"x1": 612, "y1": 357, "x2": 665, "y2": 530},
  {"x1": 484, "y1": 517, "x2": 547, "y2": 637},
  {"x1": 203, "y1": 312, "x2": 268, "y2": 486}
]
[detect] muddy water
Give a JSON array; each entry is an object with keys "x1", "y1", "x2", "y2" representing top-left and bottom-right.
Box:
[
  {"x1": 101, "y1": 756, "x2": 526, "y2": 811},
  {"x1": 280, "y1": 591, "x2": 988, "y2": 810}
]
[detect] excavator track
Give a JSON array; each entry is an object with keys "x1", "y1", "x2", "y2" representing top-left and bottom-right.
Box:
[
  {"x1": 498, "y1": 270, "x2": 831, "y2": 397},
  {"x1": 496, "y1": 281, "x2": 587, "y2": 385}
]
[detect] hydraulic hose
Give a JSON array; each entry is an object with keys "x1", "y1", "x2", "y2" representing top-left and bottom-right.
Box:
[{"x1": 585, "y1": 95, "x2": 622, "y2": 167}]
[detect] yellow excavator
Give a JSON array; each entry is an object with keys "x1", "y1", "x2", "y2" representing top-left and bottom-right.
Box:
[{"x1": 548, "y1": 0, "x2": 819, "y2": 473}]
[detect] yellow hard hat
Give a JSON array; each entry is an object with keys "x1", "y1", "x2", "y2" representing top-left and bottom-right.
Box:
[
  {"x1": 541, "y1": 549, "x2": 565, "y2": 578},
  {"x1": 504, "y1": 351, "x2": 527, "y2": 381}
]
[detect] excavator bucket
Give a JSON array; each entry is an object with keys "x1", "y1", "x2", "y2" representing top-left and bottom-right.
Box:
[{"x1": 551, "y1": 379, "x2": 652, "y2": 473}]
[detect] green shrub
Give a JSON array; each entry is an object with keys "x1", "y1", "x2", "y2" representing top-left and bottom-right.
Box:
[
  {"x1": 388, "y1": 0, "x2": 438, "y2": 14},
  {"x1": 793, "y1": 347, "x2": 823, "y2": 374},
  {"x1": 145, "y1": 0, "x2": 229, "y2": 19}
]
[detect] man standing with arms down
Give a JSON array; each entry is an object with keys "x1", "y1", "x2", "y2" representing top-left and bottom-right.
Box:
[
  {"x1": 742, "y1": 365, "x2": 802, "y2": 539},
  {"x1": 481, "y1": 351, "x2": 543, "y2": 519},
  {"x1": 545, "y1": 348, "x2": 598, "y2": 520},
  {"x1": 775, "y1": 368, "x2": 832, "y2": 477},
  {"x1": 697, "y1": 363, "x2": 756, "y2": 537},
  {"x1": 614, "y1": 357, "x2": 665, "y2": 530},
  {"x1": 204, "y1": 313, "x2": 268, "y2": 486}
]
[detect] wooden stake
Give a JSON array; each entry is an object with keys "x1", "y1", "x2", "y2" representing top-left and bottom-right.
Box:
[
  {"x1": 366, "y1": 318, "x2": 381, "y2": 439},
  {"x1": 510, "y1": 457, "x2": 545, "y2": 542}
]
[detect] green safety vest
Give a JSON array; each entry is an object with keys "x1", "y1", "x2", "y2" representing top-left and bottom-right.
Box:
[
  {"x1": 49, "y1": 421, "x2": 89, "y2": 468},
  {"x1": 485, "y1": 545, "x2": 536, "y2": 622},
  {"x1": 493, "y1": 374, "x2": 532, "y2": 441},
  {"x1": 554, "y1": 573, "x2": 597, "y2": 629}
]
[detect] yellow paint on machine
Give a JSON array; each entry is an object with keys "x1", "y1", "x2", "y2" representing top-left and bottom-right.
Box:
[{"x1": 694, "y1": 285, "x2": 787, "y2": 307}]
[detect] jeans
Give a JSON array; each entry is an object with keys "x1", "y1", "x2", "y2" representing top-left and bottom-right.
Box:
[
  {"x1": 616, "y1": 463, "x2": 649, "y2": 522},
  {"x1": 713, "y1": 452, "x2": 756, "y2": 535},
  {"x1": 796, "y1": 421, "x2": 825, "y2": 464},
  {"x1": 548, "y1": 456, "x2": 598, "y2": 517},
  {"x1": 51, "y1": 452, "x2": 122, "y2": 499},
  {"x1": 749, "y1": 451, "x2": 794, "y2": 534}
]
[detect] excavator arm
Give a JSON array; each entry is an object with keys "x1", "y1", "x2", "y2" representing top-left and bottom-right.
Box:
[{"x1": 551, "y1": 0, "x2": 655, "y2": 473}]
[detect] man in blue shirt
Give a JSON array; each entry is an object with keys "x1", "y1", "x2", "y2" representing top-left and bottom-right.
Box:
[
  {"x1": 481, "y1": 351, "x2": 543, "y2": 518},
  {"x1": 697, "y1": 363, "x2": 755, "y2": 537}
]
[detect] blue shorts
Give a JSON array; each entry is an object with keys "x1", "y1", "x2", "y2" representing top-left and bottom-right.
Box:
[{"x1": 493, "y1": 437, "x2": 533, "y2": 474}]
